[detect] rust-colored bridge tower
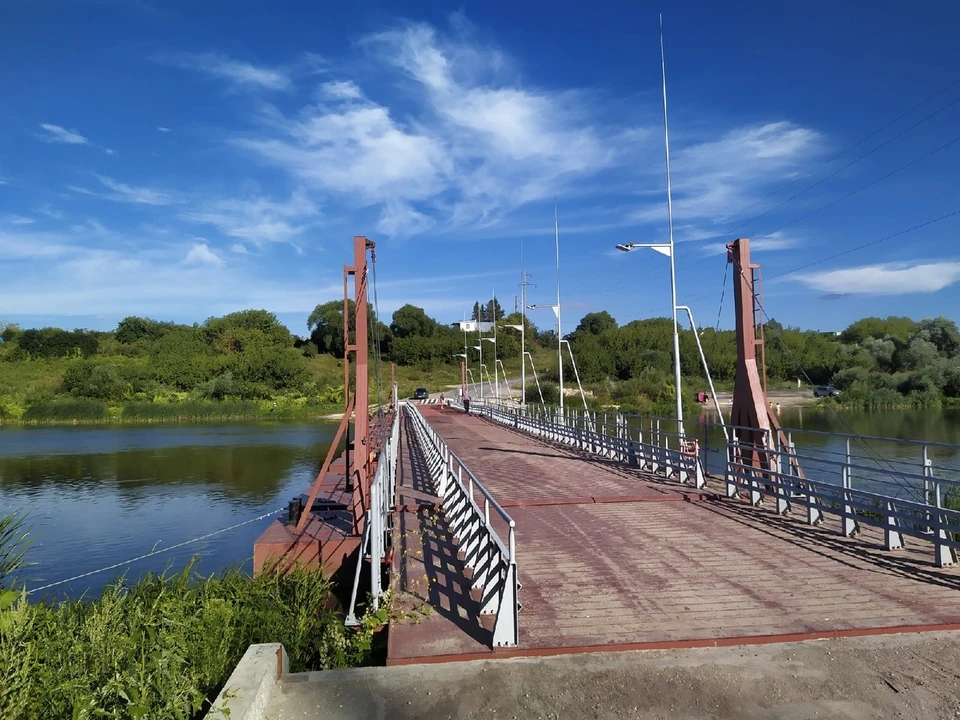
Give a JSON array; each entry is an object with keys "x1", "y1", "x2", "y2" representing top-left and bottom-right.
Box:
[{"x1": 253, "y1": 236, "x2": 379, "y2": 577}]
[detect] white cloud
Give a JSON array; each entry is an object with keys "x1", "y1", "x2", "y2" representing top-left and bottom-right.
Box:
[
  {"x1": 158, "y1": 126, "x2": 172, "y2": 132},
  {"x1": 5, "y1": 215, "x2": 34, "y2": 226},
  {"x1": 184, "y1": 242, "x2": 223, "y2": 266},
  {"x1": 797, "y1": 261, "x2": 960, "y2": 295},
  {"x1": 38, "y1": 123, "x2": 89, "y2": 145},
  {"x1": 376, "y1": 199, "x2": 435, "y2": 237},
  {"x1": 230, "y1": 243, "x2": 249, "y2": 254},
  {"x1": 94, "y1": 175, "x2": 178, "y2": 205},
  {"x1": 234, "y1": 21, "x2": 647, "y2": 235},
  {"x1": 184, "y1": 190, "x2": 319, "y2": 245},
  {"x1": 632, "y1": 122, "x2": 822, "y2": 227},
  {"x1": 320, "y1": 80, "x2": 362, "y2": 100},
  {"x1": 703, "y1": 231, "x2": 801, "y2": 256},
  {"x1": 166, "y1": 52, "x2": 290, "y2": 90}
]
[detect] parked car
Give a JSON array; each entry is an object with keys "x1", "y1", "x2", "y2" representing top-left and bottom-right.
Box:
[
  {"x1": 413, "y1": 387, "x2": 429, "y2": 400},
  {"x1": 813, "y1": 386, "x2": 840, "y2": 398}
]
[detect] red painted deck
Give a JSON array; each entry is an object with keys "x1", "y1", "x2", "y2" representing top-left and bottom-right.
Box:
[{"x1": 387, "y1": 406, "x2": 960, "y2": 664}]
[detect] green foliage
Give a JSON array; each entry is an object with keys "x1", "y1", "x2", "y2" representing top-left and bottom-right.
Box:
[
  {"x1": 0, "y1": 512, "x2": 31, "y2": 591},
  {"x1": 0, "y1": 562, "x2": 383, "y2": 720},
  {"x1": 17, "y1": 328, "x2": 98, "y2": 359},
  {"x1": 22, "y1": 398, "x2": 108, "y2": 422},
  {"x1": 120, "y1": 400, "x2": 260, "y2": 421}
]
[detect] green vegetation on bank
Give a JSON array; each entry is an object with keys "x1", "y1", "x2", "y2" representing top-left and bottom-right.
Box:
[
  {"x1": 3, "y1": 301, "x2": 959, "y2": 422},
  {"x1": 0, "y1": 513, "x2": 390, "y2": 719}
]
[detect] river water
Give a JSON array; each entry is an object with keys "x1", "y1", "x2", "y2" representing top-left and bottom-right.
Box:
[
  {"x1": 4, "y1": 407, "x2": 960, "y2": 599},
  {"x1": 0, "y1": 422, "x2": 336, "y2": 599}
]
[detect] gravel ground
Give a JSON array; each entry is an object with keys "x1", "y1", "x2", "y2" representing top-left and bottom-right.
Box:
[{"x1": 266, "y1": 632, "x2": 960, "y2": 720}]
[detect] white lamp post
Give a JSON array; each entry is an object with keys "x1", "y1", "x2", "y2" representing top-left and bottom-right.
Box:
[
  {"x1": 472, "y1": 344, "x2": 483, "y2": 401},
  {"x1": 527, "y1": 303, "x2": 563, "y2": 412},
  {"x1": 481, "y1": 336, "x2": 498, "y2": 402},
  {"x1": 615, "y1": 241, "x2": 683, "y2": 437},
  {"x1": 503, "y1": 323, "x2": 525, "y2": 408}
]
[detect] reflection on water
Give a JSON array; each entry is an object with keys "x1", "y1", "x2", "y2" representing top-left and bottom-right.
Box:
[{"x1": 0, "y1": 423, "x2": 336, "y2": 599}]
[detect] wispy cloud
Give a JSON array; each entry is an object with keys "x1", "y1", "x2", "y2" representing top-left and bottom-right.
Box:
[
  {"x1": 4, "y1": 215, "x2": 35, "y2": 226},
  {"x1": 797, "y1": 260, "x2": 960, "y2": 295},
  {"x1": 632, "y1": 122, "x2": 822, "y2": 228},
  {"x1": 164, "y1": 52, "x2": 290, "y2": 90},
  {"x1": 37, "y1": 123, "x2": 89, "y2": 145},
  {"x1": 703, "y1": 231, "x2": 802, "y2": 256},
  {"x1": 183, "y1": 190, "x2": 319, "y2": 245},
  {"x1": 234, "y1": 20, "x2": 646, "y2": 236},
  {"x1": 158, "y1": 126, "x2": 172, "y2": 133},
  {"x1": 230, "y1": 243, "x2": 249, "y2": 254},
  {"x1": 94, "y1": 175, "x2": 178, "y2": 205},
  {"x1": 184, "y1": 242, "x2": 223, "y2": 266}
]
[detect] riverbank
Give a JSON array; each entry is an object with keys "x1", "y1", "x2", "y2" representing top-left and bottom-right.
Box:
[
  {"x1": 0, "y1": 562, "x2": 383, "y2": 720},
  {"x1": 0, "y1": 398, "x2": 344, "y2": 426}
]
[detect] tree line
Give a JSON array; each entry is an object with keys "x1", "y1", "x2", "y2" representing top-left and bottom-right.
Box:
[{"x1": 3, "y1": 301, "x2": 958, "y2": 415}]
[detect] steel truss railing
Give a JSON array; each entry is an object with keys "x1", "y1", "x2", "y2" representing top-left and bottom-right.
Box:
[
  {"x1": 405, "y1": 402, "x2": 519, "y2": 647},
  {"x1": 346, "y1": 384, "x2": 400, "y2": 626},
  {"x1": 474, "y1": 400, "x2": 705, "y2": 489},
  {"x1": 723, "y1": 424, "x2": 960, "y2": 568}
]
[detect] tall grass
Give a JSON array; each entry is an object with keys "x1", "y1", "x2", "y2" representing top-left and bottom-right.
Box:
[
  {"x1": 0, "y1": 512, "x2": 31, "y2": 590},
  {"x1": 0, "y1": 562, "x2": 384, "y2": 720},
  {"x1": 120, "y1": 400, "x2": 260, "y2": 422},
  {"x1": 21, "y1": 398, "x2": 108, "y2": 422}
]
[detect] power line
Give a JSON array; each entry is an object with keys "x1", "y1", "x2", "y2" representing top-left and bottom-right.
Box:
[{"x1": 564, "y1": 78, "x2": 960, "y2": 301}]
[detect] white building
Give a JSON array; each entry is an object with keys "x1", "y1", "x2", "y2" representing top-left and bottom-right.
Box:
[{"x1": 452, "y1": 321, "x2": 495, "y2": 332}]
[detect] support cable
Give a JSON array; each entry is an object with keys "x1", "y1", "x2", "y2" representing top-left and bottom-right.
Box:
[{"x1": 25, "y1": 507, "x2": 286, "y2": 596}]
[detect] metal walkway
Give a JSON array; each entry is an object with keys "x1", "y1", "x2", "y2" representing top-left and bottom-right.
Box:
[{"x1": 387, "y1": 404, "x2": 960, "y2": 665}]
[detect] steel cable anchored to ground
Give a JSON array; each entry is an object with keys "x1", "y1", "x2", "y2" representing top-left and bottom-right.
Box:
[{"x1": 26, "y1": 507, "x2": 286, "y2": 595}]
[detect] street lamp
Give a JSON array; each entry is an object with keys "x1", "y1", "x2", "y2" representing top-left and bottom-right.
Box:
[
  {"x1": 472, "y1": 345, "x2": 483, "y2": 401},
  {"x1": 527, "y1": 303, "x2": 563, "y2": 412},
  {"x1": 481, "y1": 336, "x2": 498, "y2": 401},
  {"x1": 616, "y1": 241, "x2": 683, "y2": 437},
  {"x1": 503, "y1": 323, "x2": 525, "y2": 408}
]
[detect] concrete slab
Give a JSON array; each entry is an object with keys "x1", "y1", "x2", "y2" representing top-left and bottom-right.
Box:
[{"x1": 265, "y1": 631, "x2": 960, "y2": 720}]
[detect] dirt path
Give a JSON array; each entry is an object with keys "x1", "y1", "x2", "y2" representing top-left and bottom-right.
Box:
[
  {"x1": 711, "y1": 389, "x2": 815, "y2": 407},
  {"x1": 268, "y1": 632, "x2": 960, "y2": 720}
]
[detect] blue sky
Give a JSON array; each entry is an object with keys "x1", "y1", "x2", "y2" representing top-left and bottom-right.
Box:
[{"x1": 2, "y1": 1, "x2": 959, "y2": 338}]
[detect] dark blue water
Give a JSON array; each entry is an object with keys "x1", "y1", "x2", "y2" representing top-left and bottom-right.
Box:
[{"x1": 0, "y1": 423, "x2": 336, "y2": 599}]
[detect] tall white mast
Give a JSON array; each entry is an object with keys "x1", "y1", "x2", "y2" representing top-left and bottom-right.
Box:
[
  {"x1": 555, "y1": 198, "x2": 563, "y2": 414},
  {"x1": 660, "y1": 13, "x2": 684, "y2": 438}
]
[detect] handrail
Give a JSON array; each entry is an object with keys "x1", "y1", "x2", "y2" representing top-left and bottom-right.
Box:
[
  {"x1": 724, "y1": 436, "x2": 960, "y2": 567},
  {"x1": 404, "y1": 401, "x2": 519, "y2": 647},
  {"x1": 475, "y1": 399, "x2": 706, "y2": 489},
  {"x1": 345, "y1": 383, "x2": 400, "y2": 626}
]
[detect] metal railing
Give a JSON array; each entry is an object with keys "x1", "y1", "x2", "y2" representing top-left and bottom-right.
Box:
[
  {"x1": 474, "y1": 400, "x2": 705, "y2": 489},
  {"x1": 346, "y1": 384, "x2": 400, "y2": 625},
  {"x1": 723, "y1": 424, "x2": 960, "y2": 567},
  {"x1": 405, "y1": 402, "x2": 519, "y2": 647},
  {"x1": 471, "y1": 398, "x2": 960, "y2": 568}
]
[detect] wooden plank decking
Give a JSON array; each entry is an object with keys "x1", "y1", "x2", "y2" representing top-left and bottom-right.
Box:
[{"x1": 387, "y1": 406, "x2": 960, "y2": 665}]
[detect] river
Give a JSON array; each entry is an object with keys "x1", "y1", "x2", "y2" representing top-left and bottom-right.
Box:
[
  {"x1": 0, "y1": 422, "x2": 336, "y2": 599},
  {"x1": 4, "y1": 407, "x2": 960, "y2": 599}
]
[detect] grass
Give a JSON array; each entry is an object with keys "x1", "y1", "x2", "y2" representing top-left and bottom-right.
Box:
[{"x1": 0, "y1": 562, "x2": 390, "y2": 720}]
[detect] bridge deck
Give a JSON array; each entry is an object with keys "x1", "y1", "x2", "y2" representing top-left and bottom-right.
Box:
[{"x1": 387, "y1": 406, "x2": 960, "y2": 664}]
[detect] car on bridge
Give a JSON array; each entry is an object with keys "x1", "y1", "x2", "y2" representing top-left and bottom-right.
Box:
[
  {"x1": 813, "y1": 385, "x2": 840, "y2": 398},
  {"x1": 413, "y1": 387, "x2": 429, "y2": 400}
]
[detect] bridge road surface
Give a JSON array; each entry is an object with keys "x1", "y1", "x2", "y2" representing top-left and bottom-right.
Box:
[{"x1": 386, "y1": 405, "x2": 960, "y2": 665}]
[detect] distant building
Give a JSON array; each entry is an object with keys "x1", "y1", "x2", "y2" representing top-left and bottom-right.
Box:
[{"x1": 452, "y1": 321, "x2": 495, "y2": 333}]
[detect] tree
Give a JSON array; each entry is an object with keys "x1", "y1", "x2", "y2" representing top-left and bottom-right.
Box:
[
  {"x1": 914, "y1": 317, "x2": 960, "y2": 357},
  {"x1": 307, "y1": 300, "x2": 353, "y2": 357},
  {"x1": 571, "y1": 311, "x2": 617, "y2": 340},
  {"x1": 390, "y1": 304, "x2": 436, "y2": 339},
  {"x1": 471, "y1": 302, "x2": 482, "y2": 322}
]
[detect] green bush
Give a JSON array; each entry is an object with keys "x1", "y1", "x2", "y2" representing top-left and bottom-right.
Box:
[
  {"x1": 0, "y1": 563, "x2": 383, "y2": 720},
  {"x1": 22, "y1": 398, "x2": 108, "y2": 422},
  {"x1": 120, "y1": 400, "x2": 259, "y2": 422}
]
